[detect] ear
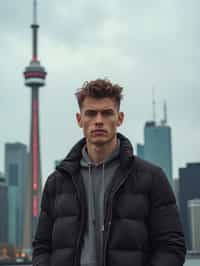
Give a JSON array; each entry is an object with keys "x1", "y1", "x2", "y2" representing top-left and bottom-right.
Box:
[
  {"x1": 117, "y1": 112, "x2": 124, "y2": 127},
  {"x1": 76, "y1": 112, "x2": 83, "y2": 128}
]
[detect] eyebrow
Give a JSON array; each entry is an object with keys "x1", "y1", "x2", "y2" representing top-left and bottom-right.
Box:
[{"x1": 84, "y1": 109, "x2": 115, "y2": 115}]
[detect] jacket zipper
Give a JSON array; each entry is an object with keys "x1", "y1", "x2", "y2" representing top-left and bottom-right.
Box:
[{"x1": 103, "y1": 174, "x2": 130, "y2": 266}]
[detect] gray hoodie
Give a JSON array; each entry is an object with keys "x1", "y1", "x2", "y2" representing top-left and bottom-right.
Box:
[{"x1": 80, "y1": 140, "x2": 120, "y2": 266}]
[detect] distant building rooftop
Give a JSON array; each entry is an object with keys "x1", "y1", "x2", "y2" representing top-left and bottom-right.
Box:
[{"x1": 145, "y1": 121, "x2": 156, "y2": 127}]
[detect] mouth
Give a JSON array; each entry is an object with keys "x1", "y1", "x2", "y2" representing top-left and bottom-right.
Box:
[{"x1": 91, "y1": 129, "x2": 107, "y2": 135}]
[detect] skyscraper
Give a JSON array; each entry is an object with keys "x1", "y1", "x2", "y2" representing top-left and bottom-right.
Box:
[
  {"x1": 179, "y1": 163, "x2": 200, "y2": 249},
  {"x1": 0, "y1": 174, "x2": 8, "y2": 244},
  {"x1": 188, "y1": 199, "x2": 200, "y2": 250},
  {"x1": 136, "y1": 102, "x2": 173, "y2": 186},
  {"x1": 5, "y1": 143, "x2": 28, "y2": 247},
  {"x1": 23, "y1": 0, "x2": 47, "y2": 248},
  {"x1": 173, "y1": 178, "x2": 180, "y2": 208},
  {"x1": 144, "y1": 121, "x2": 172, "y2": 184}
]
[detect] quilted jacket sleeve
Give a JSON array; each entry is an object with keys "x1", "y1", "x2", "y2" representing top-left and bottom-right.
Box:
[
  {"x1": 149, "y1": 167, "x2": 186, "y2": 266},
  {"x1": 32, "y1": 175, "x2": 54, "y2": 266}
]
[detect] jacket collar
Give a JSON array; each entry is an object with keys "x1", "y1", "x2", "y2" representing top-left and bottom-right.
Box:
[{"x1": 57, "y1": 132, "x2": 134, "y2": 176}]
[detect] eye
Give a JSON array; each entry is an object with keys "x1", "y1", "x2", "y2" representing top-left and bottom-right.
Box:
[
  {"x1": 85, "y1": 110, "x2": 97, "y2": 117},
  {"x1": 101, "y1": 109, "x2": 114, "y2": 116}
]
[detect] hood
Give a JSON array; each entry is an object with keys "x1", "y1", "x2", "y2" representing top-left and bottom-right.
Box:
[
  {"x1": 80, "y1": 139, "x2": 120, "y2": 168},
  {"x1": 56, "y1": 132, "x2": 134, "y2": 175}
]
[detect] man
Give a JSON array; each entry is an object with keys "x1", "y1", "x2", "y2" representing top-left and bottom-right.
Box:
[{"x1": 33, "y1": 79, "x2": 186, "y2": 266}]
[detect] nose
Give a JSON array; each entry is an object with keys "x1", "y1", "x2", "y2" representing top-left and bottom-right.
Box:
[{"x1": 95, "y1": 112, "x2": 103, "y2": 125}]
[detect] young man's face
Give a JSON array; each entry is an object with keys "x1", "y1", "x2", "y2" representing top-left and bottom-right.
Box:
[{"x1": 76, "y1": 97, "x2": 124, "y2": 146}]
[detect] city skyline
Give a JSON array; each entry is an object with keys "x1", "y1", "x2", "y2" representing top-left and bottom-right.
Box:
[{"x1": 0, "y1": 0, "x2": 200, "y2": 185}]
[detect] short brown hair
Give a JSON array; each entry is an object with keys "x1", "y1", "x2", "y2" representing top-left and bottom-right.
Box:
[{"x1": 75, "y1": 78, "x2": 123, "y2": 109}]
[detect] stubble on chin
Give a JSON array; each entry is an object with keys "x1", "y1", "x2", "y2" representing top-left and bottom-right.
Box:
[{"x1": 90, "y1": 133, "x2": 116, "y2": 147}]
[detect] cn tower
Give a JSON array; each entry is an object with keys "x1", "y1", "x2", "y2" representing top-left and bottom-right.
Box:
[{"x1": 23, "y1": 0, "x2": 47, "y2": 248}]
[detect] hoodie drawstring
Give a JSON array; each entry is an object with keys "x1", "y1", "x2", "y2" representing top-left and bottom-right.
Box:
[{"x1": 88, "y1": 163, "x2": 96, "y2": 226}]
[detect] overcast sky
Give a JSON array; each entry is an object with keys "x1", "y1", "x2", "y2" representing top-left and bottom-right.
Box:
[{"x1": 0, "y1": 0, "x2": 199, "y2": 184}]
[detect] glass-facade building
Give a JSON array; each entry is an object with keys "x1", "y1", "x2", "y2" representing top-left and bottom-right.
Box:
[
  {"x1": 179, "y1": 163, "x2": 200, "y2": 250},
  {"x1": 137, "y1": 121, "x2": 173, "y2": 187},
  {"x1": 5, "y1": 143, "x2": 28, "y2": 248}
]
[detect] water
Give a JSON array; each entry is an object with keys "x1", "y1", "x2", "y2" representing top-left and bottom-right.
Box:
[{"x1": 184, "y1": 258, "x2": 200, "y2": 266}]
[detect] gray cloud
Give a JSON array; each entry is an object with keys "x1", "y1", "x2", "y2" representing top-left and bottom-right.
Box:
[{"x1": 0, "y1": 0, "x2": 200, "y2": 183}]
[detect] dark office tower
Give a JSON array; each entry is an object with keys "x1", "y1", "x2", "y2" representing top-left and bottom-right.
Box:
[
  {"x1": 23, "y1": 0, "x2": 47, "y2": 248},
  {"x1": 5, "y1": 143, "x2": 28, "y2": 247},
  {"x1": 173, "y1": 178, "x2": 180, "y2": 208},
  {"x1": 0, "y1": 174, "x2": 8, "y2": 244},
  {"x1": 179, "y1": 163, "x2": 200, "y2": 250}
]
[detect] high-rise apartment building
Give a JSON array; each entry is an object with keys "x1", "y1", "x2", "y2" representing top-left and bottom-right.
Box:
[
  {"x1": 188, "y1": 199, "x2": 200, "y2": 250},
  {"x1": 179, "y1": 163, "x2": 200, "y2": 249},
  {"x1": 5, "y1": 143, "x2": 28, "y2": 247}
]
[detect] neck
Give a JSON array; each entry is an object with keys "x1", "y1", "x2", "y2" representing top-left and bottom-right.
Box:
[{"x1": 86, "y1": 136, "x2": 117, "y2": 164}]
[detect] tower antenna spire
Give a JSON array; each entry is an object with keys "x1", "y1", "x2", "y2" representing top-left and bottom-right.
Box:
[
  {"x1": 152, "y1": 86, "x2": 156, "y2": 123},
  {"x1": 31, "y1": 0, "x2": 39, "y2": 61},
  {"x1": 161, "y1": 100, "x2": 167, "y2": 125},
  {"x1": 164, "y1": 100, "x2": 167, "y2": 124},
  {"x1": 33, "y1": 0, "x2": 37, "y2": 25}
]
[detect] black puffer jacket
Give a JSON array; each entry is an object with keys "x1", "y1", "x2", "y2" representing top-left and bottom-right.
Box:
[{"x1": 33, "y1": 133, "x2": 186, "y2": 266}]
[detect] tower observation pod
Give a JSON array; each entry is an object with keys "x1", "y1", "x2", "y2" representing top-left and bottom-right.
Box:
[{"x1": 23, "y1": 0, "x2": 47, "y2": 249}]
